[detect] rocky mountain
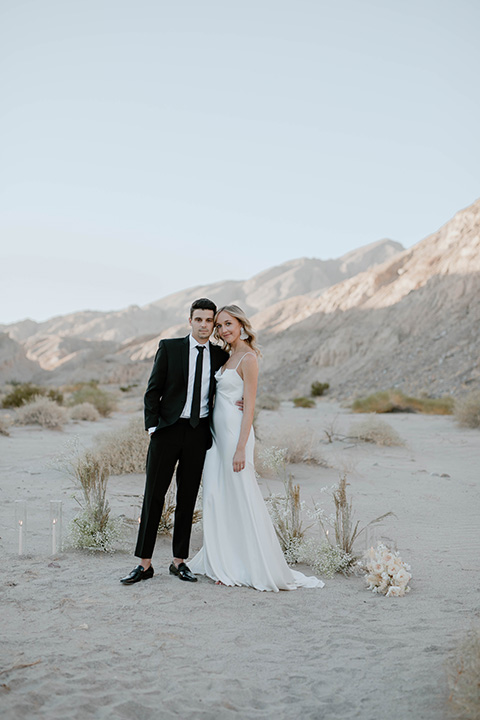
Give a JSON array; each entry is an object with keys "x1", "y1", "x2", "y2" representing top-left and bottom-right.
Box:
[
  {"x1": 0, "y1": 333, "x2": 41, "y2": 384},
  {"x1": 1, "y1": 198, "x2": 479, "y2": 401},
  {"x1": 0, "y1": 239, "x2": 402, "y2": 383},
  {"x1": 255, "y1": 198, "x2": 480, "y2": 398}
]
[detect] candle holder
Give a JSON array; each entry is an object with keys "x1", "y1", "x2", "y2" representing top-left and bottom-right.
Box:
[
  {"x1": 50, "y1": 501, "x2": 63, "y2": 555},
  {"x1": 364, "y1": 525, "x2": 378, "y2": 551},
  {"x1": 15, "y1": 501, "x2": 27, "y2": 555},
  {"x1": 131, "y1": 505, "x2": 142, "y2": 543}
]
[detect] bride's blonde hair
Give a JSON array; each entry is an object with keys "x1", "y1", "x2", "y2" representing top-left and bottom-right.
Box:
[{"x1": 214, "y1": 305, "x2": 261, "y2": 356}]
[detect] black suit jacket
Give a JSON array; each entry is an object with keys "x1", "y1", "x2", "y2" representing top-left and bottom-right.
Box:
[{"x1": 144, "y1": 335, "x2": 229, "y2": 442}]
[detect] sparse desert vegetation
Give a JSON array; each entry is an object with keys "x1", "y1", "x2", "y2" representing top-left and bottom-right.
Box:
[
  {"x1": 67, "y1": 381, "x2": 117, "y2": 417},
  {"x1": 447, "y1": 624, "x2": 480, "y2": 720},
  {"x1": 349, "y1": 416, "x2": 404, "y2": 446},
  {"x1": 293, "y1": 396, "x2": 316, "y2": 408},
  {"x1": 67, "y1": 451, "x2": 120, "y2": 552},
  {"x1": 15, "y1": 396, "x2": 69, "y2": 430},
  {"x1": 0, "y1": 415, "x2": 11, "y2": 436},
  {"x1": 352, "y1": 389, "x2": 454, "y2": 415},
  {"x1": 258, "y1": 425, "x2": 326, "y2": 467},
  {"x1": 312, "y1": 474, "x2": 394, "y2": 563},
  {"x1": 311, "y1": 381, "x2": 330, "y2": 397},
  {"x1": 256, "y1": 393, "x2": 281, "y2": 411},
  {"x1": 96, "y1": 416, "x2": 149, "y2": 475},
  {"x1": 455, "y1": 390, "x2": 480, "y2": 429},
  {"x1": 70, "y1": 402, "x2": 101, "y2": 422},
  {"x1": 262, "y1": 446, "x2": 311, "y2": 563},
  {"x1": 2, "y1": 382, "x2": 63, "y2": 408}
]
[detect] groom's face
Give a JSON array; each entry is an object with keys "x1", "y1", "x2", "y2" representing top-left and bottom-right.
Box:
[{"x1": 189, "y1": 309, "x2": 215, "y2": 344}]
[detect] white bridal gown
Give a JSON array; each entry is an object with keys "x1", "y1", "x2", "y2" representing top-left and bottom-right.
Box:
[{"x1": 189, "y1": 355, "x2": 324, "y2": 592}]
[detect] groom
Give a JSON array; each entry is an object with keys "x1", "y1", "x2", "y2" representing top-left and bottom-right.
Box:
[{"x1": 121, "y1": 298, "x2": 229, "y2": 585}]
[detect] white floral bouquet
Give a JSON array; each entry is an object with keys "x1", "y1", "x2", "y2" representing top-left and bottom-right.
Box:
[{"x1": 363, "y1": 543, "x2": 412, "y2": 597}]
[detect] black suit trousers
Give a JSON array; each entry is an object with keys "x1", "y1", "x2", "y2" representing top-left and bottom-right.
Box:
[{"x1": 135, "y1": 418, "x2": 210, "y2": 560}]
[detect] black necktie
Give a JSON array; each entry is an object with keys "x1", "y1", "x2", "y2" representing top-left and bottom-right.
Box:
[{"x1": 190, "y1": 345, "x2": 205, "y2": 428}]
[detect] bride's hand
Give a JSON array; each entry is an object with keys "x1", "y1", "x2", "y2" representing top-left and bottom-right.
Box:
[{"x1": 233, "y1": 448, "x2": 246, "y2": 473}]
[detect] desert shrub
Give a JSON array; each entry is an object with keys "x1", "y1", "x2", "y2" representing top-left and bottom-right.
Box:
[
  {"x1": 323, "y1": 416, "x2": 341, "y2": 443},
  {"x1": 2, "y1": 383, "x2": 63, "y2": 408},
  {"x1": 311, "y1": 381, "x2": 329, "y2": 397},
  {"x1": 15, "y1": 396, "x2": 68, "y2": 430},
  {"x1": 447, "y1": 624, "x2": 480, "y2": 720},
  {"x1": 256, "y1": 393, "x2": 281, "y2": 411},
  {"x1": 0, "y1": 416, "x2": 11, "y2": 436},
  {"x1": 69, "y1": 382, "x2": 117, "y2": 417},
  {"x1": 293, "y1": 396, "x2": 315, "y2": 408},
  {"x1": 96, "y1": 416, "x2": 149, "y2": 475},
  {"x1": 67, "y1": 451, "x2": 121, "y2": 552},
  {"x1": 349, "y1": 417, "x2": 404, "y2": 446},
  {"x1": 259, "y1": 428, "x2": 326, "y2": 466},
  {"x1": 455, "y1": 391, "x2": 480, "y2": 429},
  {"x1": 70, "y1": 402, "x2": 101, "y2": 422},
  {"x1": 352, "y1": 389, "x2": 453, "y2": 415},
  {"x1": 119, "y1": 383, "x2": 139, "y2": 393},
  {"x1": 156, "y1": 481, "x2": 202, "y2": 535},
  {"x1": 311, "y1": 475, "x2": 393, "y2": 565},
  {"x1": 263, "y1": 447, "x2": 311, "y2": 563}
]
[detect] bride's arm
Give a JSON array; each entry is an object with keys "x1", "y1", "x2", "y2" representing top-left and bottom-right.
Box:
[{"x1": 232, "y1": 354, "x2": 258, "y2": 473}]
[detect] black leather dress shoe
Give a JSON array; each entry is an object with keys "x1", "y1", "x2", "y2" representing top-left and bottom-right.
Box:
[
  {"x1": 120, "y1": 564, "x2": 154, "y2": 585},
  {"x1": 169, "y1": 562, "x2": 197, "y2": 582}
]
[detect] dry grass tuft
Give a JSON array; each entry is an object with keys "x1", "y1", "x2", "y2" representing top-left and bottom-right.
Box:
[
  {"x1": 455, "y1": 391, "x2": 480, "y2": 429},
  {"x1": 2, "y1": 382, "x2": 63, "y2": 408},
  {"x1": 15, "y1": 396, "x2": 68, "y2": 430},
  {"x1": 259, "y1": 428, "x2": 326, "y2": 467},
  {"x1": 311, "y1": 381, "x2": 329, "y2": 397},
  {"x1": 96, "y1": 416, "x2": 149, "y2": 475},
  {"x1": 262, "y1": 447, "x2": 311, "y2": 563},
  {"x1": 447, "y1": 624, "x2": 480, "y2": 720},
  {"x1": 68, "y1": 451, "x2": 121, "y2": 552},
  {"x1": 72, "y1": 452, "x2": 110, "y2": 528},
  {"x1": 68, "y1": 382, "x2": 117, "y2": 417},
  {"x1": 293, "y1": 396, "x2": 316, "y2": 408},
  {"x1": 156, "y1": 480, "x2": 202, "y2": 535},
  {"x1": 256, "y1": 393, "x2": 281, "y2": 411},
  {"x1": 349, "y1": 417, "x2": 404, "y2": 447},
  {"x1": 314, "y1": 475, "x2": 394, "y2": 563},
  {"x1": 0, "y1": 415, "x2": 11, "y2": 436},
  {"x1": 93, "y1": 419, "x2": 201, "y2": 533},
  {"x1": 70, "y1": 402, "x2": 101, "y2": 422},
  {"x1": 352, "y1": 389, "x2": 454, "y2": 415}
]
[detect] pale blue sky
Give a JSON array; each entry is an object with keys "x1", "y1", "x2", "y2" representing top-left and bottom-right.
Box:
[{"x1": 1, "y1": 0, "x2": 479, "y2": 324}]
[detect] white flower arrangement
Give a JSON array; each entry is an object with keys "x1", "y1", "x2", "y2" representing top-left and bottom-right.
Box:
[{"x1": 363, "y1": 543, "x2": 412, "y2": 597}]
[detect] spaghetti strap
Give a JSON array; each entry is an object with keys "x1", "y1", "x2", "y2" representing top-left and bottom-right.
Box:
[{"x1": 234, "y1": 352, "x2": 256, "y2": 370}]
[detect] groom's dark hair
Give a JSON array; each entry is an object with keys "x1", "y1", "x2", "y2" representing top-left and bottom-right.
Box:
[{"x1": 189, "y1": 298, "x2": 217, "y2": 318}]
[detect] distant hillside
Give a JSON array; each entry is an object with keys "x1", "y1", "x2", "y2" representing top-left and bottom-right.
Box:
[
  {"x1": 255, "y1": 198, "x2": 480, "y2": 398},
  {"x1": 1, "y1": 196, "x2": 479, "y2": 402},
  {"x1": 0, "y1": 239, "x2": 402, "y2": 383}
]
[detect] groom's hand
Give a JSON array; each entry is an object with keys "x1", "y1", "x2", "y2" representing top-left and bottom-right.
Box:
[{"x1": 235, "y1": 398, "x2": 244, "y2": 412}]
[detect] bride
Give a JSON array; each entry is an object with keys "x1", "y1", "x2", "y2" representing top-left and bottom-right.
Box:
[{"x1": 189, "y1": 305, "x2": 324, "y2": 591}]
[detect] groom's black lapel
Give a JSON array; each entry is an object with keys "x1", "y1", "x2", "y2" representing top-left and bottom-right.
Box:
[{"x1": 181, "y1": 335, "x2": 190, "y2": 383}]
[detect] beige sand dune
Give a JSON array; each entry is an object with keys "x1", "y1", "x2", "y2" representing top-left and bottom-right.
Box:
[{"x1": 1, "y1": 403, "x2": 479, "y2": 719}]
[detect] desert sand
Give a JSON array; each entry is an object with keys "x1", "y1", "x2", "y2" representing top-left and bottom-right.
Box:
[{"x1": 1, "y1": 401, "x2": 479, "y2": 719}]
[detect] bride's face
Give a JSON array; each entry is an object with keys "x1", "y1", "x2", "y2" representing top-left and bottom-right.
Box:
[{"x1": 215, "y1": 311, "x2": 242, "y2": 344}]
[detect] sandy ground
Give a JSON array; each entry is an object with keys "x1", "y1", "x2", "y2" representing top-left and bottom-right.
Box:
[{"x1": 1, "y1": 401, "x2": 479, "y2": 719}]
